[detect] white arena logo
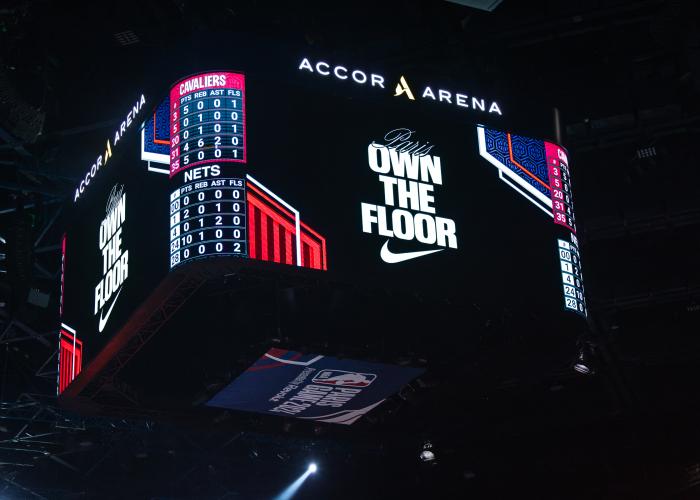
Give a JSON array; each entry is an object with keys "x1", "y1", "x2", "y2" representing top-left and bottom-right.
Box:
[
  {"x1": 73, "y1": 94, "x2": 146, "y2": 203},
  {"x1": 297, "y1": 57, "x2": 386, "y2": 88},
  {"x1": 298, "y1": 57, "x2": 502, "y2": 116}
]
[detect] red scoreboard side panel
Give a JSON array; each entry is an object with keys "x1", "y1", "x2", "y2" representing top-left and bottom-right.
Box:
[
  {"x1": 300, "y1": 221, "x2": 327, "y2": 271},
  {"x1": 58, "y1": 326, "x2": 83, "y2": 395},
  {"x1": 246, "y1": 179, "x2": 327, "y2": 271}
]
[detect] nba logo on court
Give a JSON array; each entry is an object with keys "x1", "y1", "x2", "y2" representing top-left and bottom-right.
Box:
[{"x1": 312, "y1": 370, "x2": 377, "y2": 388}]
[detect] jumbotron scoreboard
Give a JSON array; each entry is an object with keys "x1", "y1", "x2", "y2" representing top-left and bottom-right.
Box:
[
  {"x1": 168, "y1": 72, "x2": 248, "y2": 268},
  {"x1": 58, "y1": 47, "x2": 590, "y2": 421}
]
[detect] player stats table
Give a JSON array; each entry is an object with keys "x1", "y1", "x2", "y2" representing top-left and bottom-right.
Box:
[
  {"x1": 168, "y1": 71, "x2": 248, "y2": 269},
  {"x1": 169, "y1": 72, "x2": 246, "y2": 177},
  {"x1": 169, "y1": 176, "x2": 248, "y2": 268}
]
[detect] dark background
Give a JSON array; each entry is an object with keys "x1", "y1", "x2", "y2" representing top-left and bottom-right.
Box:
[{"x1": 1, "y1": 1, "x2": 699, "y2": 499}]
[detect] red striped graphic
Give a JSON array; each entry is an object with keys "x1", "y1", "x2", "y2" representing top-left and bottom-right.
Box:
[
  {"x1": 58, "y1": 328, "x2": 82, "y2": 394},
  {"x1": 245, "y1": 181, "x2": 327, "y2": 270}
]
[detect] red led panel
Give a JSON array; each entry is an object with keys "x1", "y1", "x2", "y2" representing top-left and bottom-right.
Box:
[
  {"x1": 246, "y1": 182, "x2": 327, "y2": 271},
  {"x1": 58, "y1": 328, "x2": 83, "y2": 394}
]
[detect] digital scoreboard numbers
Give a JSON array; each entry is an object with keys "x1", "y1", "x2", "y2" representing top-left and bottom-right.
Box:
[
  {"x1": 169, "y1": 72, "x2": 246, "y2": 177},
  {"x1": 169, "y1": 177, "x2": 248, "y2": 268},
  {"x1": 557, "y1": 235, "x2": 587, "y2": 317},
  {"x1": 168, "y1": 71, "x2": 249, "y2": 269},
  {"x1": 546, "y1": 143, "x2": 576, "y2": 233}
]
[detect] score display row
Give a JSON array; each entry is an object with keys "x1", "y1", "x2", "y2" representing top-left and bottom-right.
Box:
[
  {"x1": 557, "y1": 235, "x2": 587, "y2": 317},
  {"x1": 169, "y1": 177, "x2": 248, "y2": 268},
  {"x1": 169, "y1": 72, "x2": 246, "y2": 177},
  {"x1": 546, "y1": 143, "x2": 576, "y2": 233}
]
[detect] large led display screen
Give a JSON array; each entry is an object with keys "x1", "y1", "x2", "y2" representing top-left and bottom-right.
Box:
[{"x1": 59, "y1": 43, "x2": 588, "y2": 398}]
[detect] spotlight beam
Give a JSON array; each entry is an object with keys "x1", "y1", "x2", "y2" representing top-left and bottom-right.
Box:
[{"x1": 273, "y1": 465, "x2": 317, "y2": 500}]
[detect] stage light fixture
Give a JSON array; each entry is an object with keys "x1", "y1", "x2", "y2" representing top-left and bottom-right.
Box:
[
  {"x1": 636, "y1": 146, "x2": 656, "y2": 159},
  {"x1": 420, "y1": 441, "x2": 436, "y2": 462},
  {"x1": 308, "y1": 463, "x2": 318, "y2": 473},
  {"x1": 573, "y1": 341, "x2": 596, "y2": 375}
]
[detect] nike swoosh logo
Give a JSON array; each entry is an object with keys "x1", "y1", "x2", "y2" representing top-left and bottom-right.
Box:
[
  {"x1": 98, "y1": 287, "x2": 122, "y2": 332},
  {"x1": 380, "y1": 240, "x2": 443, "y2": 264}
]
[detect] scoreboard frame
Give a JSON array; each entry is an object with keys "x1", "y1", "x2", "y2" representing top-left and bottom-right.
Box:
[{"x1": 58, "y1": 51, "x2": 591, "y2": 408}]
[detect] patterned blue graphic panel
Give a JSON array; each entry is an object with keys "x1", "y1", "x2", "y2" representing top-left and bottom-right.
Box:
[
  {"x1": 142, "y1": 98, "x2": 170, "y2": 157},
  {"x1": 483, "y1": 128, "x2": 550, "y2": 196}
]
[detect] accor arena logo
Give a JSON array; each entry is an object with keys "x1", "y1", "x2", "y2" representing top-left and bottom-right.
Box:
[{"x1": 298, "y1": 57, "x2": 502, "y2": 116}]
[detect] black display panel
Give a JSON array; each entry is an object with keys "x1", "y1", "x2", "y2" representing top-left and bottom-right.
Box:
[
  {"x1": 60, "y1": 99, "x2": 170, "y2": 392},
  {"x1": 59, "y1": 41, "x2": 589, "y2": 395}
]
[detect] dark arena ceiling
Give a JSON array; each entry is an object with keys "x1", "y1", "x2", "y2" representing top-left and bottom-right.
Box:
[{"x1": 1, "y1": 1, "x2": 700, "y2": 498}]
